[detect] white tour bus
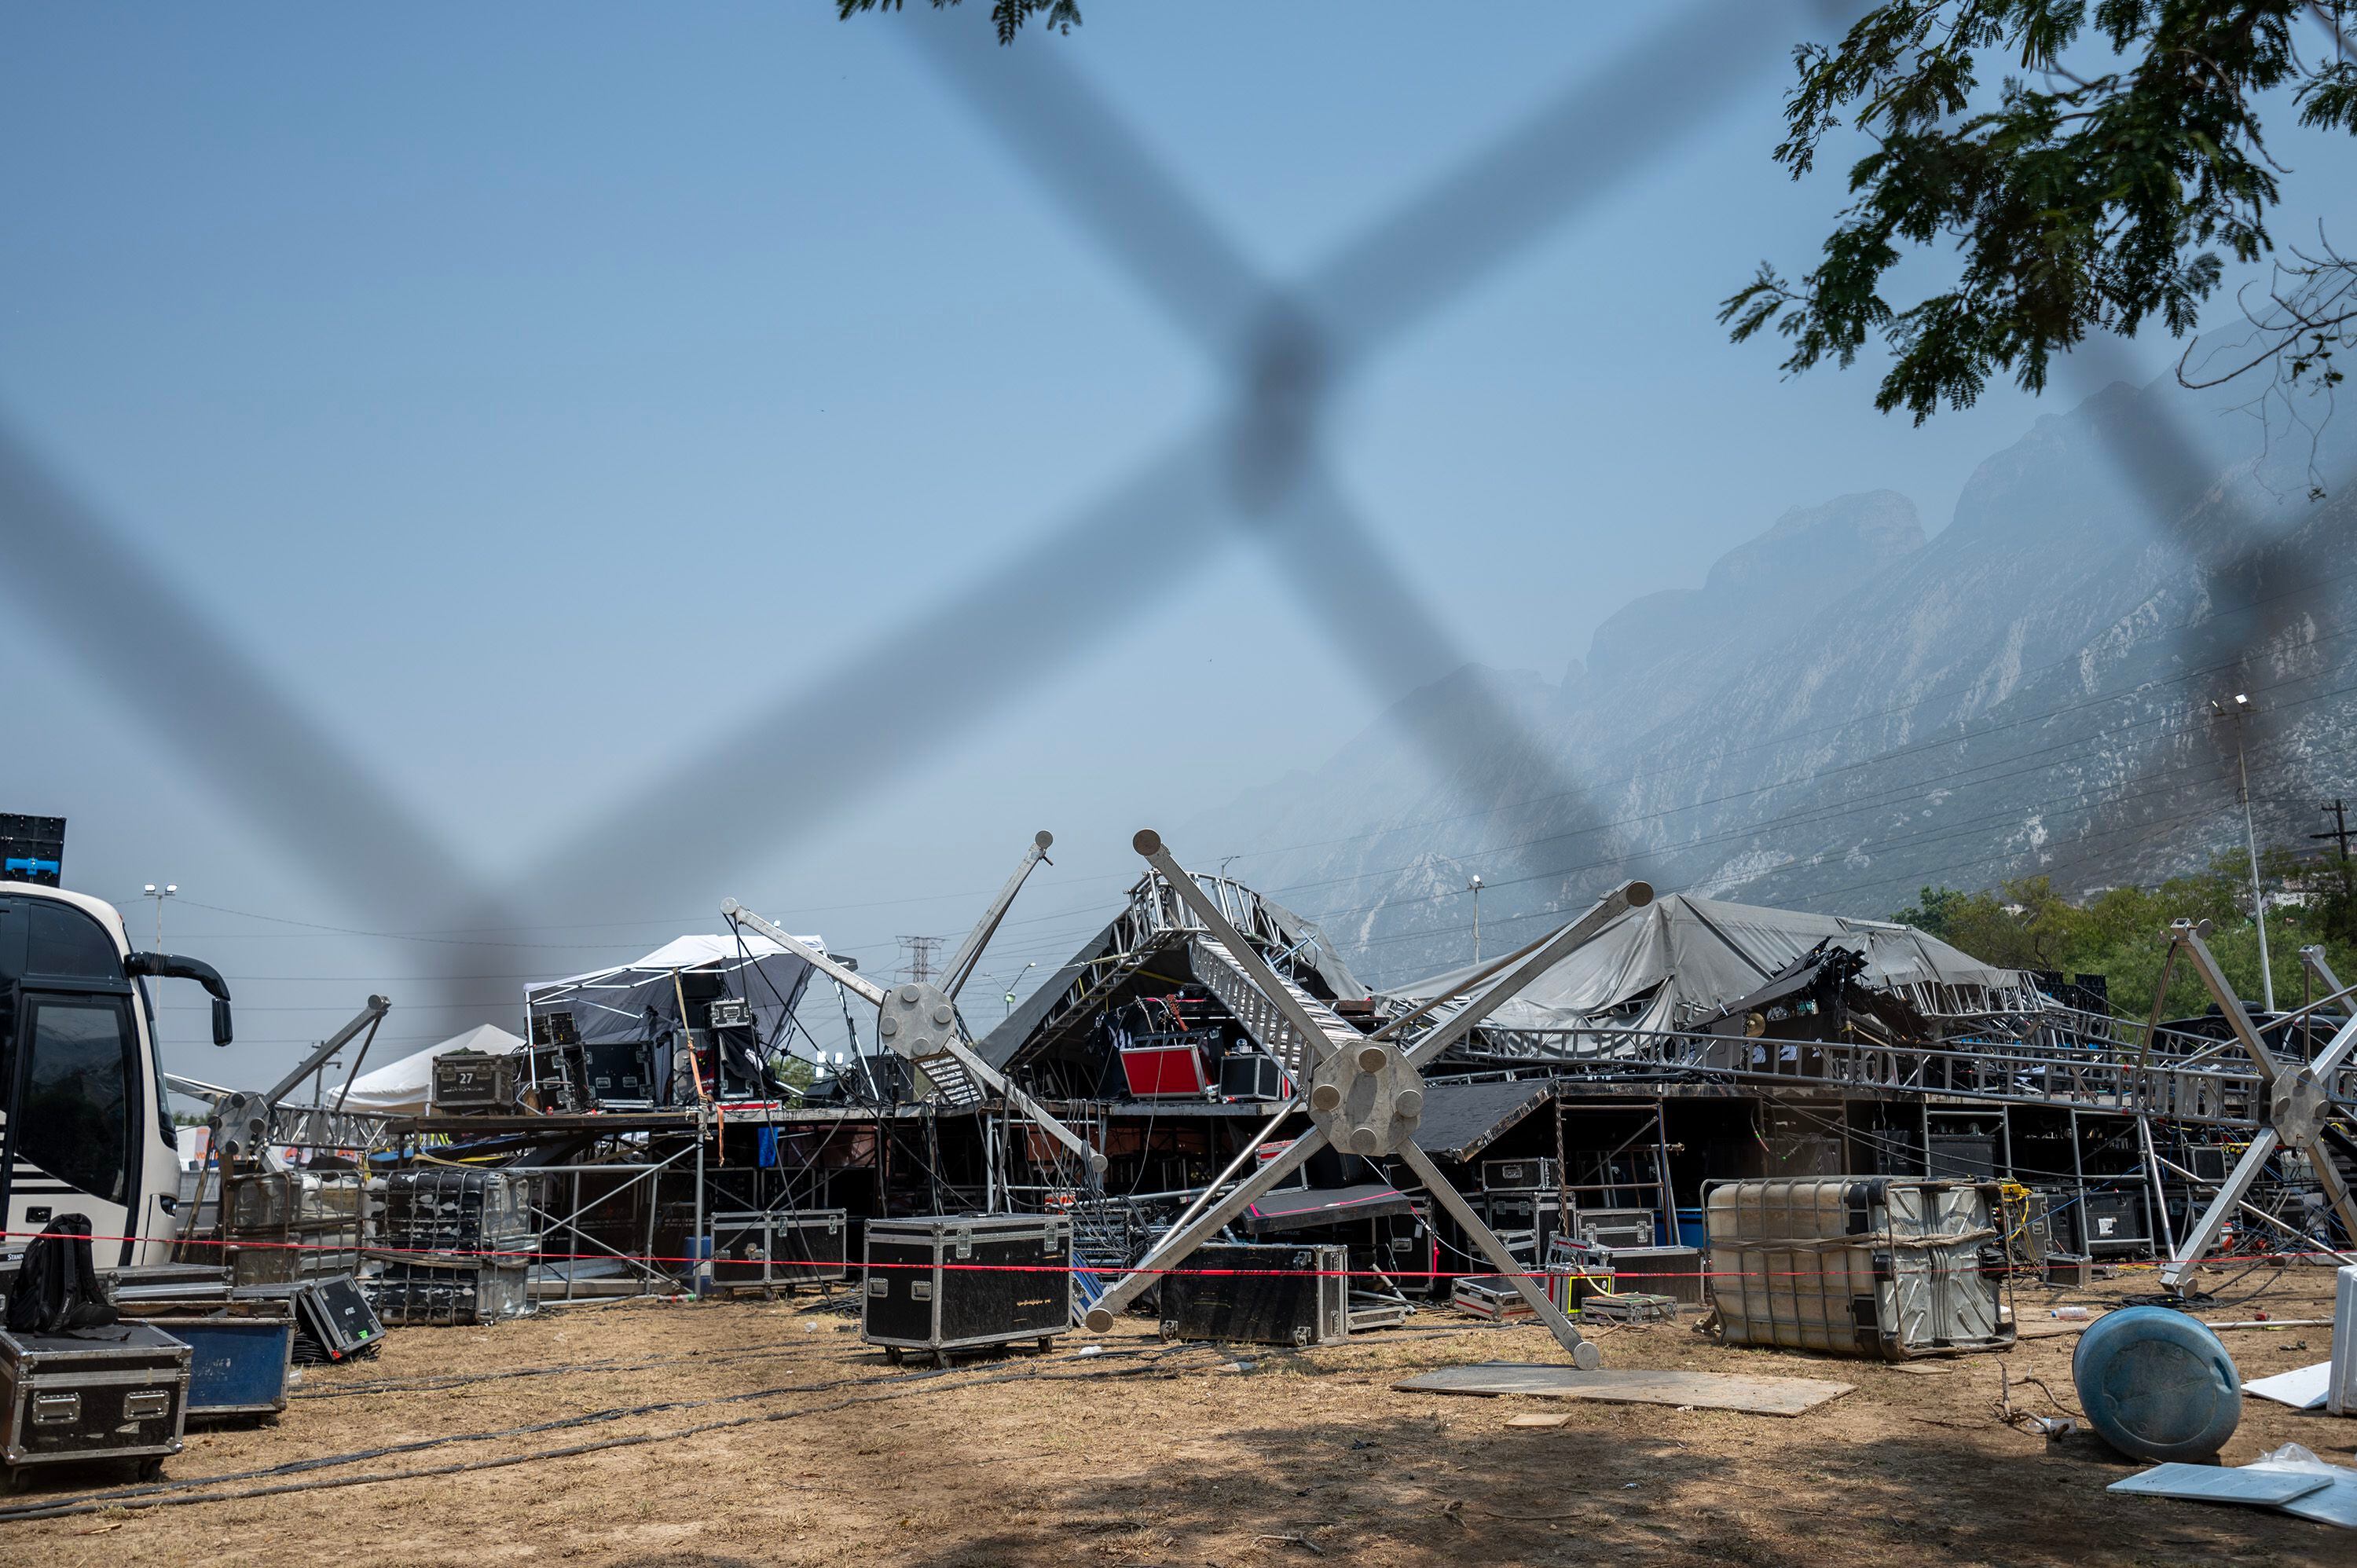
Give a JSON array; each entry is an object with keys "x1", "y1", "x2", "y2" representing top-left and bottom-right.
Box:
[{"x1": 1, "y1": 882, "x2": 232, "y2": 1266}]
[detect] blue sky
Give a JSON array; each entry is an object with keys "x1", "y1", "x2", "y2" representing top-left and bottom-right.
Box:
[{"x1": 7, "y1": 2, "x2": 2351, "y2": 1087}]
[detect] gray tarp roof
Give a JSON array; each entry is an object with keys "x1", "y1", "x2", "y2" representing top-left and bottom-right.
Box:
[
  {"x1": 977, "y1": 886, "x2": 1369, "y2": 1072},
  {"x1": 1391, "y1": 893, "x2": 2032, "y2": 1037},
  {"x1": 975, "y1": 917, "x2": 1124, "y2": 1071}
]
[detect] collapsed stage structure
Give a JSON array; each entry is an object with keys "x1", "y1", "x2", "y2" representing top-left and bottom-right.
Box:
[{"x1": 189, "y1": 831, "x2": 2357, "y2": 1321}]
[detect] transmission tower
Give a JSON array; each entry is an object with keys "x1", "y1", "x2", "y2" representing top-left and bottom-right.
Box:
[{"x1": 895, "y1": 934, "x2": 943, "y2": 985}]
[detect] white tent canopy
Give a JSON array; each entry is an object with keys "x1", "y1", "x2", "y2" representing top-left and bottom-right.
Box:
[
  {"x1": 332, "y1": 1023, "x2": 526, "y2": 1115},
  {"x1": 524, "y1": 930, "x2": 826, "y2": 1051}
]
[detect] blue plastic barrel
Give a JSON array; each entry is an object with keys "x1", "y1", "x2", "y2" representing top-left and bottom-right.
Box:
[
  {"x1": 1674, "y1": 1208, "x2": 1707, "y2": 1249},
  {"x1": 2071, "y1": 1306, "x2": 2241, "y2": 1461}
]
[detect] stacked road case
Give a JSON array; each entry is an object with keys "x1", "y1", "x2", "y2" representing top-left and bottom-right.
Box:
[
  {"x1": 370, "y1": 1169, "x2": 538, "y2": 1326},
  {"x1": 1594, "y1": 1243, "x2": 1707, "y2": 1306},
  {"x1": 432, "y1": 1048, "x2": 523, "y2": 1112},
  {"x1": 1704, "y1": 1177, "x2": 2014, "y2": 1360},
  {"x1": 108, "y1": 1269, "x2": 296, "y2": 1423}
]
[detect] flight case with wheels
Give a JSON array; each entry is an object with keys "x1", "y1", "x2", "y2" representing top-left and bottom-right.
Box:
[{"x1": 862, "y1": 1214, "x2": 1072, "y2": 1366}]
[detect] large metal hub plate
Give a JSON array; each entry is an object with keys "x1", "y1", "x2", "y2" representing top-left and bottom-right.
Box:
[
  {"x1": 2271, "y1": 1069, "x2": 2331, "y2": 1149},
  {"x1": 878, "y1": 981, "x2": 959, "y2": 1062},
  {"x1": 212, "y1": 1090, "x2": 273, "y2": 1160},
  {"x1": 1307, "y1": 1040, "x2": 1425, "y2": 1156}
]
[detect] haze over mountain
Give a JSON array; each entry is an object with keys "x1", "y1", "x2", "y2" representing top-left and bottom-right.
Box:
[{"x1": 1192, "y1": 372, "x2": 2357, "y2": 986}]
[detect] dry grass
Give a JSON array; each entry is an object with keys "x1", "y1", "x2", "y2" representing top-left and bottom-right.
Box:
[{"x1": 0, "y1": 1269, "x2": 2348, "y2": 1566}]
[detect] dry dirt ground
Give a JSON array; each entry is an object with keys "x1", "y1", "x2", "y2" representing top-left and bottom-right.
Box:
[{"x1": 1, "y1": 1269, "x2": 2349, "y2": 1567}]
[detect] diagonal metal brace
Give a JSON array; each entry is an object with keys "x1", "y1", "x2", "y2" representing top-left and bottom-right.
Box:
[
  {"x1": 1393, "y1": 880, "x2": 1651, "y2": 1071},
  {"x1": 724, "y1": 898, "x2": 1105, "y2": 1176},
  {"x1": 722, "y1": 902, "x2": 887, "y2": 1008},
  {"x1": 941, "y1": 831, "x2": 1054, "y2": 1001}
]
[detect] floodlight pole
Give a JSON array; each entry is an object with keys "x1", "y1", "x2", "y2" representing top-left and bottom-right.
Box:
[
  {"x1": 141, "y1": 882, "x2": 177, "y2": 951},
  {"x1": 2216, "y1": 696, "x2": 2275, "y2": 1013}
]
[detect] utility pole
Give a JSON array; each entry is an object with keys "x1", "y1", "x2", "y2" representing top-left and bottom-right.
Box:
[
  {"x1": 1467, "y1": 875, "x2": 1483, "y2": 964},
  {"x1": 2315, "y1": 799, "x2": 2352, "y2": 864},
  {"x1": 2211, "y1": 696, "x2": 2274, "y2": 1013},
  {"x1": 141, "y1": 882, "x2": 177, "y2": 950}
]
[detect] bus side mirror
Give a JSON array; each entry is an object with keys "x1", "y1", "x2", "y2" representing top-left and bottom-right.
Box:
[{"x1": 212, "y1": 996, "x2": 234, "y2": 1048}]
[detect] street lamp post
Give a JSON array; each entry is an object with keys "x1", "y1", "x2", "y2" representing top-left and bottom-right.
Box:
[
  {"x1": 141, "y1": 882, "x2": 177, "y2": 951},
  {"x1": 1467, "y1": 875, "x2": 1483, "y2": 964},
  {"x1": 1001, "y1": 961, "x2": 1037, "y2": 1020},
  {"x1": 2212, "y1": 695, "x2": 2274, "y2": 1013}
]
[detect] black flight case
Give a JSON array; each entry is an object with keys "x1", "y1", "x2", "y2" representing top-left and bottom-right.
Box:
[
  {"x1": 0, "y1": 1323, "x2": 191, "y2": 1485},
  {"x1": 711, "y1": 1209, "x2": 849, "y2": 1295},
  {"x1": 1157, "y1": 1242, "x2": 1349, "y2": 1347},
  {"x1": 862, "y1": 1214, "x2": 1072, "y2": 1366}
]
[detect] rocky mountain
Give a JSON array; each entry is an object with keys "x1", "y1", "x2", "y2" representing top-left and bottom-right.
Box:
[{"x1": 1188, "y1": 373, "x2": 2357, "y2": 987}]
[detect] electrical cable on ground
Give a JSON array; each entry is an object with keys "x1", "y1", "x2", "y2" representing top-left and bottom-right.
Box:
[{"x1": 0, "y1": 1343, "x2": 1224, "y2": 1524}]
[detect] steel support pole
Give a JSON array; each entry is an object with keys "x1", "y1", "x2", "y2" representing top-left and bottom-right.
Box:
[
  {"x1": 693, "y1": 1111, "x2": 707, "y2": 1295},
  {"x1": 2138, "y1": 1115, "x2": 2178, "y2": 1260},
  {"x1": 1396, "y1": 1141, "x2": 1596, "y2": 1368},
  {"x1": 2232, "y1": 715, "x2": 2276, "y2": 1013},
  {"x1": 1081, "y1": 1129, "x2": 1325, "y2": 1329}
]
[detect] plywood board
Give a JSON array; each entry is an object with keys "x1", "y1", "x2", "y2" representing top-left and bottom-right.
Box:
[
  {"x1": 2244, "y1": 1361, "x2": 2332, "y2": 1410},
  {"x1": 2109, "y1": 1464, "x2": 2329, "y2": 1507},
  {"x1": 1395, "y1": 1362, "x2": 1853, "y2": 1416},
  {"x1": 1504, "y1": 1412, "x2": 1572, "y2": 1428}
]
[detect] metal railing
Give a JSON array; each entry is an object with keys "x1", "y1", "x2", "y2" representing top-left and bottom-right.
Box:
[{"x1": 1441, "y1": 1023, "x2": 2328, "y2": 1127}]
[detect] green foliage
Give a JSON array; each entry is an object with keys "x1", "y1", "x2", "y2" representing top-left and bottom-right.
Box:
[
  {"x1": 838, "y1": 0, "x2": 1080, "y2": 45},
  {"x1": 1895, "y1": 847, "x2": 2357, "y2": 1021},
  {"x1": 771, "y1": 1053, "x2": 819, "y2": 1107},
  {"x1": 1726, "y1": 2, "x2": 2357, "y2": 423}
]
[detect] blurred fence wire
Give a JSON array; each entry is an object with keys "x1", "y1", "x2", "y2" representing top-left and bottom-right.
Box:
[{"x1": 2, "y1": 0, "x2": 2343, "y2": 1013}]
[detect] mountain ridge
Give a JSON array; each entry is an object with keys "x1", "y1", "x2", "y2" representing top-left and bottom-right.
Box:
[{"x1": 1186, "y1": 373, "x2": 2357, "y2": 985}]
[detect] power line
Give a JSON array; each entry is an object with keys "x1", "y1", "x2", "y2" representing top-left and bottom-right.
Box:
[
  {"x1": 1288, "y1": 669, "x2": 2357, "y2": 936},
  {"x1": 117, "y1": 564, "x2": 2357, "y2": 954}
]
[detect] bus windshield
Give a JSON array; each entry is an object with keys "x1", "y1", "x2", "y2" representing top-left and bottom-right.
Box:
[{"x1": 13, "y1": 991, "x2": 136, "y2": 1204}]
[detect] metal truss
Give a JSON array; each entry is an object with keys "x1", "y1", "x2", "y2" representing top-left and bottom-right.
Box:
[
  {"x1": 724, "y1": 830, "x2": 1106, "y2": 1177},
  {"x1": 2157, "y1": 928, "x2": 2357, "y2": 1291},
  {"x1": 1076, "y1": 829, "x2": 1650, "y2": 1366}
]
